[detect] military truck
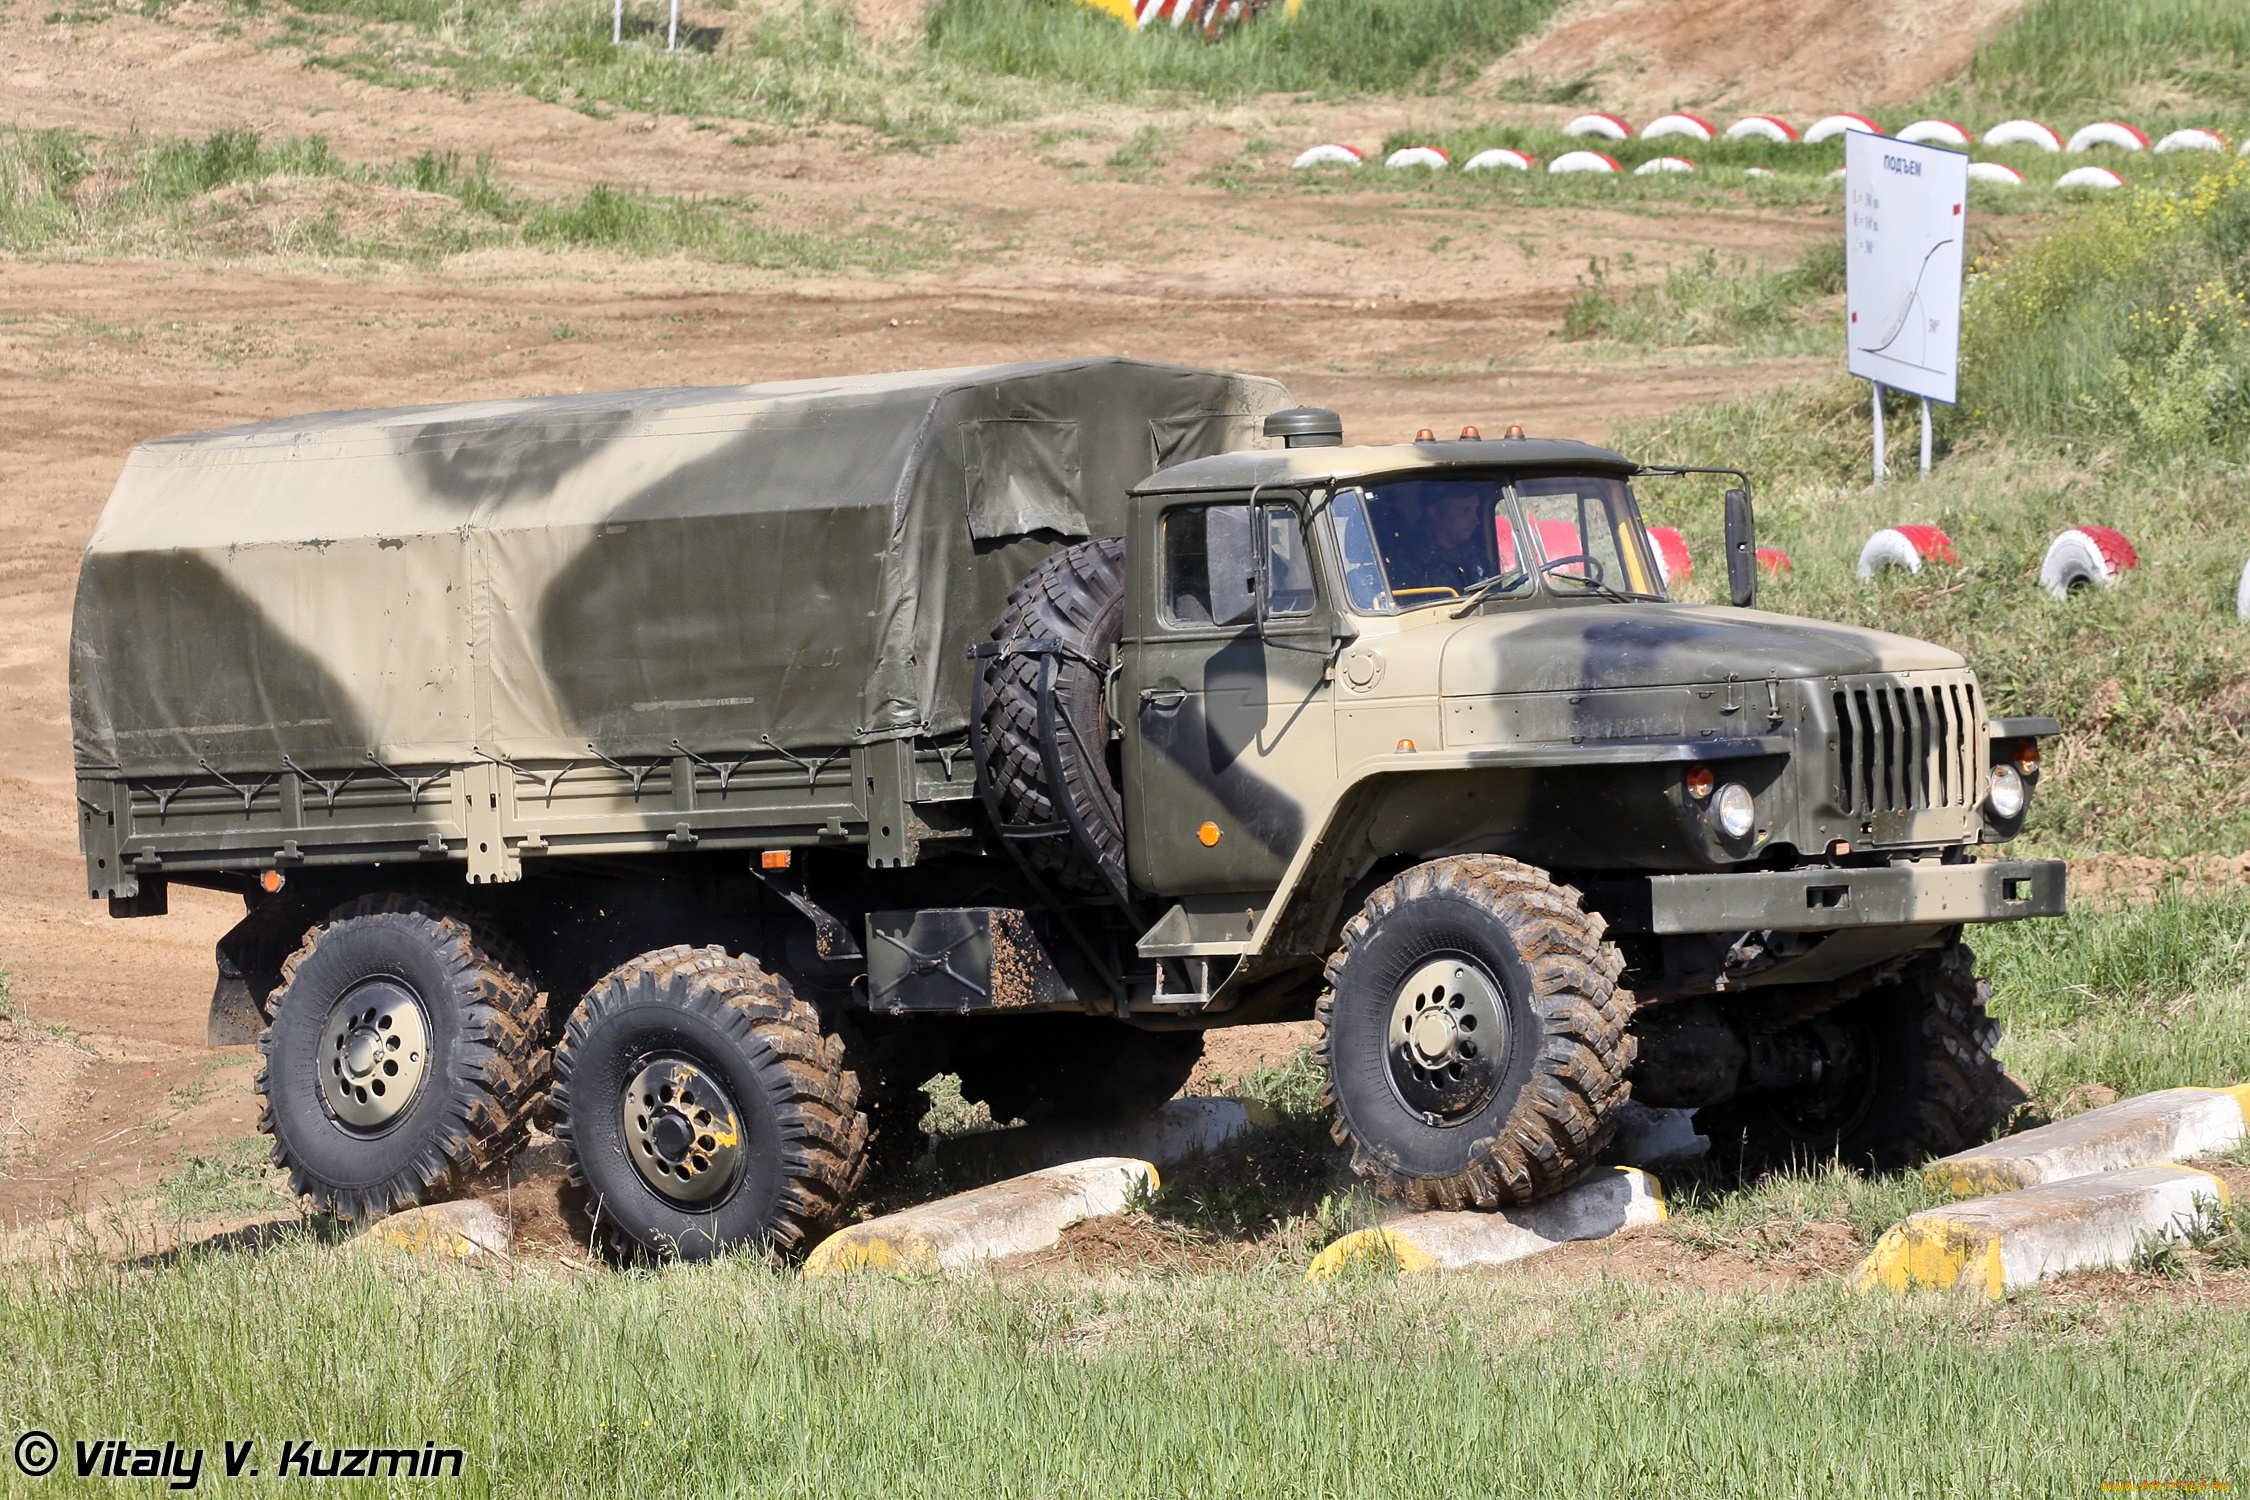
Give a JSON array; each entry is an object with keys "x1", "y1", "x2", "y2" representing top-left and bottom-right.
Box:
[{"x1": 72, "y1": 357, "x2": 2063, "y2": 1258}]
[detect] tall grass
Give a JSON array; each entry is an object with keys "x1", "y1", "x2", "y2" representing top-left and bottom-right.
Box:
[
  {"x1": 4, "y1": 1243, "x2": 2244, "y2": 1496},
  {"x1": 1560, "y1": 241, "x2": 1845, "y2": 354},
  {"x1": 1971, "y1": 0, "x2": 2250, "y2": 113}
]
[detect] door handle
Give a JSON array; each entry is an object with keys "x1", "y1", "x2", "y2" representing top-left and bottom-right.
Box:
[{"x1": 1139, "y1": 687, "x2": 1187, "y2": 709}]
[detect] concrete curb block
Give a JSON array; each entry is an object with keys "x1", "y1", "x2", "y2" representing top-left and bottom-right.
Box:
[
  {"x1": 804, "y1": 1158, "x2": 1157, "y2": 1276},
  {"x1": 348, "y1": 1200, "x2": 512, "y2": 1262},
  {"x1": 1927, "y1": 1085, "x2": 2250, "y2": 1195},
  {"x1": 1855, "y1": 1165, "x2": 2230, "y2": 1299},
  {"x1": 933, "y1": 1097, "x2": 1278, "y2": 1179},
  {"x1": 1304, "y1": 1168, "x2": 1666, "y2": 1282}
]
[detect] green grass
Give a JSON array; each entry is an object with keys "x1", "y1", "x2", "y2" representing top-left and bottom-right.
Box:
[
  {"x1": 1968, "y1": 0, "x2": 2250, "y2": 114},
  {"x1": 0, "y1": 126, "x2": 931, "y2": 268},
  {"x1": 1558, "y1": 241, "x2": 1845, "y2": 355},
  {"x1": 147, "y1": 1136, "x2": 288, "y2": 1221},
  {"x1": 5, "y1": 1240, "x2": 2244, "y2": 1496}
]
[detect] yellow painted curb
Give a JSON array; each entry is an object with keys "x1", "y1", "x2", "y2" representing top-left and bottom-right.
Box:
[
  {"x1": 1853, "y1": 1216, "x2": 2005, "y2": 1298},
  {"x1": 803, "y1": 1157, "x2": 1158, "y2": 1277},
  {"x1": 1305, "y1": 1228, "x2": 1439, "y2": 1282},
  {"x1": 1303, "y1": 1168, "x2": 1665, "y2": 1283}
]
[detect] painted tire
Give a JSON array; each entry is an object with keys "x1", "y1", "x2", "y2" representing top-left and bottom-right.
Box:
[
  {"x1": 1968, "y1": 162, "x2": 2027, "y2": 185},
  {"x1": 1385, "y1": 146, "x2": 1449, "y2": 170},
  {"x1": 1462, "y1": 148, "x2": 1536, "y2": 172},
  {"x1": 1757, "y1": 547, "x2": 1792, "y2": 576},
  {"x1": 1549, "y1": 150, "x2": 1622, "y2": 175},
  {"x1": 1641, "y1": 113, "x2": 1714, "y2": 143},
  {"x1": 2039, "y1": 526, "x2": 2138, "y2": 599},
  {"x1": 1804, "y1": 113, "x2": 1882, "y2": 144},
  {"x1": 2066, "y1": 121, "x2": 2149, "y2": 153},
  {"x1": 1648, "y1": 526, "x2": 1692, "y2": 585},
  {"x1": 2154, "y1": 128, "x2": 2228, "y2": 154},
  {"x1": 1983, "y1": 119, "x2": 2063, "y2": 152},
  {"x1": 1563, "y1": 113, "x2": 1632, "y2": 141},
  {"x1": 1856, "y1": 525, "x2": 1956, "y2": 581},
  {"x1": 2238, "y1": 554, "x2": 2250, "y2": 621},
  {"x1": 1633, "y1": 156, "x2": 1697, "y2": 176},
  {"x1": 2056, "y1": 166, "x2": 2126, "y2": 190},
  {"x1": 1291, "y1": 143, "x2": 1363, "y2": 169},
  {"x1": 1897, "y1": 119, "x2": 1971, "y2": 147},
  {"x1": 1723, "y1": 116, "x2": 1798, "y2": 143}
]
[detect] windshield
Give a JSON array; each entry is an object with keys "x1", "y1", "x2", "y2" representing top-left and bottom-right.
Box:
[{"x1": 1328, "y1": 474, "x2": 1664, "y2": 612}]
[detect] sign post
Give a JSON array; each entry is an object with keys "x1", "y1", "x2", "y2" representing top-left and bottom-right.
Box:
[{"x1": 1845, "y1": 132, "x2": 1967, "y2": 483}]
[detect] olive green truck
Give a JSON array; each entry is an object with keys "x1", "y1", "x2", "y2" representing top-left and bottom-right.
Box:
[{"x1": 72, "y1": 358, "x2": 2063, "y2": 1257}]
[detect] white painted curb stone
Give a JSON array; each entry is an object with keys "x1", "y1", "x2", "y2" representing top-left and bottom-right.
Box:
[
  {"x1": 2155, "y1": 128, "x2": 2228, "y2": 154},
  {"x1": 1968, "y1": 162, "x2": 2026, "y2": 185},
  {"x1": 1984, "y1": 119, "x2": 2063, "y2": 152},
  {"x1": 1641, "y1": 113, "x2": 1713, "y2": 143},
  {"x1": 1385, "y1": 146, "x2": 1449, "y2": 170},
  {"x1": 1549, "y1": 150, "x2": 1621, "y2": 175},
  {"x1": 1563, "y1": 113, "x2": 1631, "y2": 141},
  {"x1": 2066, "y1": 121, "x2": 2148, "y2": 153},
  {"x1": 934, "y1": 1096, "x2": 1277, "y2": 1177},
  {"x1": 1855, "y1": 1164, "x2": 2230, "y2": 1299},
  {"x1": 1462, "y1": 148, "x2": 1536, "y2": 172},
  {"x1": 1897, "y1": 119, "x2": 1971, "y2": 147},
  {"x1": 1805, "y1": 113, "x2": 1881, "y2": 144},
  {"x1": 1723, "y1": 115, "x2": 1797, "y2": 143},
  {"x1": 2056, "y1": 165, "x2": 2126, "y2": 190},
  {"x1": 1634, "y1": 155, "x2": 1697, "y2": 175},
  {"x1": 1926, "y1": 1085, "x2": 2250, "y2": 1195},
  {"x1": 1305, "y1": 1167, "x2": 1666, "y2": 1280},
  {"x1": 349, "y1": 1199, "x2": 511, "y2": 1262},
  {"x1": 803, "y1": 1157, "x2": 1156, "y2": 1274},
  {"x1": 1291, "y1": 143, "x2": 1362, "y2": 169},
  {"x1": 2237, "y1": 552, "x2": 2250, "y2": 620}
]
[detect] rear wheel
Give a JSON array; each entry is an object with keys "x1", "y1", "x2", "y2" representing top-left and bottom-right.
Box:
[
  {"x1": 1317, "y1": 856, "x2": 1636, "y2": 1209},
  {"x1": 256, "y1": 896, "x2": 549, "y2": 1222},
  {"x1": 1698, "y1": 939, "x2": 2019, "y2": 1173},
  {"x1": 552, "y1": 946, "x2": 867, "y2": 1260}
]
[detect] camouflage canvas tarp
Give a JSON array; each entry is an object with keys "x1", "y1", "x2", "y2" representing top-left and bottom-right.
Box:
[{"x1": 71, "y1": 359, "x2": 1289, "y2": 778}]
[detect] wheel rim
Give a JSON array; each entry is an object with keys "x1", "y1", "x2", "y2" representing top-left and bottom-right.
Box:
[
  {"x1": 1384, "y1": 956, "x2": 1507, "y2": 1123},
  {"x1": 622, "y1": 1055, "x2": 744, "y2": 1205},
  {"x1": 319, "y1": 980, "x2": 432, "y2": 1132}
]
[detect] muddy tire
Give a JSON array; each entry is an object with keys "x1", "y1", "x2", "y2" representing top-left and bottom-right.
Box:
[
  {"x1": 552, "y1": 946, "x2": 867, "y2": 1260},
  {"x1": 1316, "y1": 856, "x2": 1636, "y2": 1209},
  {"x1": 952, "y1": 1015, "x2": 1203, "y2": 1124},
  {"x1": 1699, "y1": 939, "x2": 2020, "y2": 1174},
  {"x1": 256, "y1": 895, "x2": 549, "y2": 1223},
  {"x1": 976, "y1": 538, "x2": 1128, "y2": 896}
]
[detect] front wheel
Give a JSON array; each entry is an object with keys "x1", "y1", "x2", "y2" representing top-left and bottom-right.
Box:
[
  {"x1": 1316, "y1": 856, "x2": 1636, "y2": 1209},
  {"x1": 552, "y1": 947, "x2": 868, "y2": 1260}
]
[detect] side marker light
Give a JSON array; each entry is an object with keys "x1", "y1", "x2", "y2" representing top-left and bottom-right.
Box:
[{"x1": 1197, "y1": 822, "x2": 1222, "y2": 847}]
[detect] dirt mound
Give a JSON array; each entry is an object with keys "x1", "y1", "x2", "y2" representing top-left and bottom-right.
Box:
[
  {"x1": 1488, "y1": 0, "x2": 2028, "y2": 117},
  {"x1": 2068, "y1": 852, "x2": 2250, "y2": 906},
  {"x1": 183, "y1": 177, "x2": 489, "y2": 258}
]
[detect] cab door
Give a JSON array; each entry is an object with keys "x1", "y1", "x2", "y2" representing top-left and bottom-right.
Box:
[{"x1": 1119, "y1": 494, "x2": 1337, "y2": 896}]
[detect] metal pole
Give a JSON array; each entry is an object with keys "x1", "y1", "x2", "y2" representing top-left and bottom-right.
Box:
[
  {"x1": 612, "y1": 0, "x2": 620, "y2": 43},
  {"x1": 1919, "y1": 396, "x2": 1933, "y2": 477},
  {"x1": 668, "y1": 0, "x2": 678, "y2": 49},
  {"x1": 1871, "y1": 381, "x2": 1887, "y2": 484}
]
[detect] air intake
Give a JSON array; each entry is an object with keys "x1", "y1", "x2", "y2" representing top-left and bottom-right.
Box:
[{"x1": 1263, "y1": 407, "x2": 1344, "y2": 448}]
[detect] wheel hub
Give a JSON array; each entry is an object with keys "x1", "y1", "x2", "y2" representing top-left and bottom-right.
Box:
[
  {"x1": 1385, "y1": 957, "x2": 1506, "y2": 1123},
  {"x1": 319, "y1": 980, "x2": 431, "y2": 1131},
  {"x1": 622, "y1": 1056, "x2": 743, "y2": 1205}
]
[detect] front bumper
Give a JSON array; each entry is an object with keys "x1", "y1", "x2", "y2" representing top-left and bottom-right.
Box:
[{"x1": 1646, "y1": 858, "x2": 2066, "y2": 935}]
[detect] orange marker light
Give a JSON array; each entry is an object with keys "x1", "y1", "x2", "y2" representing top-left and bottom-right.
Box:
[
  {"x1": 1460, "y1": 426, "x2": 1481, "y2": 440},
  {"x1": 1396, "y1": 738, "x2": 1417, "y2": 753},
  {"x1": 2014, "y1": 741, "x2": 2041, "y2": 775},
  {"x1": 1828, "y1": 839, "x2": 1853, "y2": 856},
  {"x1": 1505, "y1": 425, "x2": 1526, "y2": 439},
  {"x1": 760, "y1": 849, "x2": 793, "y2": 870},
  {"x1": 1197, "y1": 822, "x2": 1222, "y2": 847},
  {"x1": 260, "y1": 869, "x2": 285, "y2": 893},
  {"x1": 1415, "y1": 428, "x2": 1435, "y2": 441},
  {"x1": 1684, "y1": 765, "x2": 1715, "y2": 799}
]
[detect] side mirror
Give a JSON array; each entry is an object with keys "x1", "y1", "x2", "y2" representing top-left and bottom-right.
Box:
[{"x1": 1724, "y1": 487, "x2": 1757, "y2": 608}]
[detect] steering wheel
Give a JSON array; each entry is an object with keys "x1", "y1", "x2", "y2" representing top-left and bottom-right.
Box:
[{"x1": 1540, "y1": 554, "x2": 1607, "y2": 585}]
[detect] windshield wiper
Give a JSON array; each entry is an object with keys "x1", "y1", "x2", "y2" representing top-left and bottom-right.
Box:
[{"x1": 1448, "y1": 570, "x2": 1529, "y2": 618}]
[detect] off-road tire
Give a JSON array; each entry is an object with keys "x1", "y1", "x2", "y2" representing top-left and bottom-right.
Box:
[
  {"x1": 976, "y1": 538, "x2": 1127, "y2": 896},
  {"x1": 952, "y1": 1015, "x2": 1203, "y2": 1125},
  {"x1": 1317, "y1": 856, "x2": 1636, "y2": 1209},
  {"x1": 1699, "y1": 939, "x2": 2019, "y2": 1174},
  {"x1": 552, "y1": 946, "x2": 867, "y2": 1260},
  {"x1": 256, "y1": 895, "x2": 549, "y2": 1223}
]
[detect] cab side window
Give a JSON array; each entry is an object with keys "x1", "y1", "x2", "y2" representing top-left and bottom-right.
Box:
[{"x1": 1162, "y1": 504, "x2": 1316, "y2": 627}]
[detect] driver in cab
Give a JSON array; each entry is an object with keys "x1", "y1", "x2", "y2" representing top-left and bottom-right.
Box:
[{"x1": 1382, "y1": 484, "x2": 1502, "y2": 598}]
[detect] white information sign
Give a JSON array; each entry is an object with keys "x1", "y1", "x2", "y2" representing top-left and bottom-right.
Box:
[{"x1": 1845, "y1": 132, "x2": 1967, "y2": 406}]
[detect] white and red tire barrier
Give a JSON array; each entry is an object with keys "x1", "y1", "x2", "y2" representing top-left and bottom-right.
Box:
[
  {"x1": 1967, "y1": 162, "x2": 2026, "y2": 186},
  {"x1": 1563, "y1": 113, "x2": 1632, "y2": 141},
  {"x1": 1633, "y1": 156, "x2": 1697, "y2": 176},
  {"x1": 1462, "y1": 148, "x2": 1536, "y2": 172},
  {"x1": 1385, "y1": 146, "x2": 1449, "y2": 170},
  {"x1": 1640, "y1": 113, "x2": 1713, "y2": 143},
  {"x1": 1648, "y1": 526, "x2": 1693, "y2": 585},
  {"x1": 1291, "y1": 143, "x2": 1362, "y2": 169},
  {"x1": 1723, "y1": 116, "x2": 1797, "y2": 143},
  {"x1": 1757, "y1": 547, "x2": 1792, "y2": 577},
  {"x1": 1549, "y1": 150, "x2": 1622, "y2": 175},
  {"x1": 1897, "y1": 119, "x2": 1971, "y2": 148},
  {"x1": 2155, "y1": 128, "x2": 2228, "y2": 154},
  {"x1": 2066, "y1": 121, "x2": 2149, "y2": 153},
  {"x1": 2237, "y1": 554, "x2": 2250, "y2": 621},
  {"x1": 1983, "y1": 119, "x2": 2063, "y2": 152},
  {"x1": 1804, "y1": 113, "x2": 1882, "y2": 144},
  {"x1": 2056, "y1": 166, "x2": 2127, "y2": 190},
  {"x1": 2040, "y1": 526, "x2": 2137, "y2": 599},
  {"x1": 1856, "y1": 524, "x2": 1956, "y2": 581}
]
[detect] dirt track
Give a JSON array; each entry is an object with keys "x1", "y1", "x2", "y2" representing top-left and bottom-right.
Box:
[{"x1": 0, "y1": 0, "x2": 1852, "y2": 1235}]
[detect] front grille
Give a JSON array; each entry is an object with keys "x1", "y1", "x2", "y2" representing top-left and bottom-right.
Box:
[{"x1": 1832, "y1": 675, "x2": 1980, "y2": 814}]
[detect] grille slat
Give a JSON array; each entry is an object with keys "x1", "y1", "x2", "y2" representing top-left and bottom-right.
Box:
[{"x1": 1832, "y1": 674, "x2": 1978, "y2": 815}]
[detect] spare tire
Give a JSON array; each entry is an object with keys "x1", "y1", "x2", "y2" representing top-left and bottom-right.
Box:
[{"x1": 976, "y1": 538, "x2": 1128, "y2": 898}]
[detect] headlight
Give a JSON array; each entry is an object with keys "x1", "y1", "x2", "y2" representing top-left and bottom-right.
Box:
[
  {"x1": 1712, "y1": 782, "x2": 1757, "y2": 839},
  {"x1": 1988, "y1": 763, "x2": 2026, "y2": 820}
]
